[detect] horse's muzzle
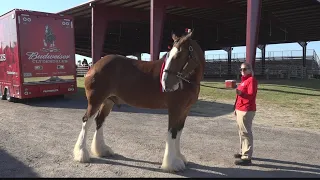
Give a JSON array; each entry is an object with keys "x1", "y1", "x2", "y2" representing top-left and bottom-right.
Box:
[
  {"x1": 163, "y1": 75, "x2": 181, "y2": 92},
  {"x1": 163, "y1": 87, "x2": 175, "y2": 92}
]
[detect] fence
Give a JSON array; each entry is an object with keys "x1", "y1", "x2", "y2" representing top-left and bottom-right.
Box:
[
  {"x1": 75, "y1": 49, "x2": 320, "y2": 79},
  {"x1": 204, "y1": 49, "x2": 320, "y2": 79},
  {"x1": 76, "y1": 65, "x2": 90, "y2": 77},
  {"x1": 204, "y1": 49, "x2": 316, "y2": 61}
]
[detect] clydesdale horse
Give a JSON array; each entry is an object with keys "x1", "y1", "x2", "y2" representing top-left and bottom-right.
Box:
[{"x1": 73, "y1": 31, "x2": 205, "y2": 172}]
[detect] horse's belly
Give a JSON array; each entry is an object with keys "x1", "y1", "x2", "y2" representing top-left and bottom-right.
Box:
[
  {"x1": 115, "y1": 84, "x2": 167, "y2": 109},
  {"x1": 124, "y1": 99, "x2": 167, "y2": 109},
  {"x1": 119, "y1": 95, "x2": 167, "y2": 109}
]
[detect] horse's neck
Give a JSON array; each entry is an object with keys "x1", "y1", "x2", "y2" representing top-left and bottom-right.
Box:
[{"x1": 192, "y1": 42, "x2": 205, "y2": 82}]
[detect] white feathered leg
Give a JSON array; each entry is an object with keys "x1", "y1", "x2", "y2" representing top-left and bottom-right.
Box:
[
  {"x1": 176, "y1": 130, "x2": 187, "y2": 165},
  {"x1": 91, "y1": 125, "x2": 114, "y2": 157},
  {"x1": 73, "y1": 116, "x2": 94, "y2": 163},
  {"x1": 161, "y1": 131, "x2": 186, "y2": 172}
]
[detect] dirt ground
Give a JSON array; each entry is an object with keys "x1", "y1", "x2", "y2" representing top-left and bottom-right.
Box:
[{"x1": 0, "y1": 96, "x2": 319, "y2": 178}]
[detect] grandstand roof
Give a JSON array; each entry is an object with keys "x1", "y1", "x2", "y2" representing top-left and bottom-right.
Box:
[{"x1": 58, "y1": 0, "x2": 320, "y2": 57}]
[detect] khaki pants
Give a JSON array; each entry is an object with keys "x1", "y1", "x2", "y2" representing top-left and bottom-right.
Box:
[{"x1": 235, "y1": 110, "x2": 256, "y2": 160}]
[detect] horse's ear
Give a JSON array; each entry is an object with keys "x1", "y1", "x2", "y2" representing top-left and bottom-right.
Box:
[{"x1": 185, "y1": 30, "x2": 194, "y2": 40}]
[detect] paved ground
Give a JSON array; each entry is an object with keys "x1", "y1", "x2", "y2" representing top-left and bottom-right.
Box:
[{"x1": 0, "y1": 96, "x2": 319, "y2": 178}]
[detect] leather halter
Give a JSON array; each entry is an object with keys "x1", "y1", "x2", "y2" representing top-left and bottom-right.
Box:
[{"x1": 164, "y1": 41, "x2": 200, "y2": 84}]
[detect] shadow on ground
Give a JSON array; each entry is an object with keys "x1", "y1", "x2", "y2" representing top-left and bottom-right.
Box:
[
  {"x1": 0, "y1": 149, "x2": 39, "y2": 178},
  {"x1": 19, "y1": 88, "x2": 234, "y2": 118},
  {"x1": 90, "y1": 154, "x2": 320, "y2": 178}
]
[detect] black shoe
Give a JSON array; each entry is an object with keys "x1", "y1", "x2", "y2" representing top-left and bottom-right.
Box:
[
  {"x1": 234, "y1": 153, "x2": 242, "y2": 159},
  {"x1": 234, "y1": 159, "x2": 252, "y2": 166}
]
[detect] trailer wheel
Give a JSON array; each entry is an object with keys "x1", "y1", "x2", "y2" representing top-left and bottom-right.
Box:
[
  {"x1": 6, "y1": 89, "x2": 15, "y2": 102},
  {"x1": 0, "y1": 89, "x2": 7, "y2": 100}
]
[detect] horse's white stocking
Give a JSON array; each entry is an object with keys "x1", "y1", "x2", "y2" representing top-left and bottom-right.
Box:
[
  {"x1": 161, "y1": 131, "x2": 186, "y2": 172},
  {"x1": 91, "y1": 125, "x2": 114, "y2": 157},
  {"x1": 176, "y1": 130, "x2": 187, "y2": 164},
  {"x1": 73, "y1": 116, "x2": 94, "y2": 163}
]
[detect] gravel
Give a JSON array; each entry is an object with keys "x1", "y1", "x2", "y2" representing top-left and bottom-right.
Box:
[{"x1": 0, "y1": 96, "x2": 319, "y2": 178}]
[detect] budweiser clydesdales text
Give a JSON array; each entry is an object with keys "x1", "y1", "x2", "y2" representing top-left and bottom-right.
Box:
[{"x1": 26, "y1": 52, "x2": 70, "y2": 63}]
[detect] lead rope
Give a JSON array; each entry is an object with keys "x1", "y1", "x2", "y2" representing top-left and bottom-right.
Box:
[
  {"x1": 177, "y1": 75, "x2": 238, "y2": 110},
  {"x1": 177, "y1": 75, "x2": 221, "y2": 89}
]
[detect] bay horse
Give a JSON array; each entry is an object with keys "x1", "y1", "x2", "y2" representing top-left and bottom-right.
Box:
[{"x1": 73, "y1": 31, "x2": 205, "y2": 172}]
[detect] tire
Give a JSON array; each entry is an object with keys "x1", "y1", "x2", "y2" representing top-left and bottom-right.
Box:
[
  {"x1": 0, "y1": 89, "x2": 7, "y2": 100},
  {"x1": 56, "y1": 94, "x2": 64, "y2": 99},
  {"x1": 6, "y1": 89, "x2": 15, "y2": 102}
]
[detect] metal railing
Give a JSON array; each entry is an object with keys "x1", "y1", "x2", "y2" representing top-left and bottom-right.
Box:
[
  {"x1": 75, "y1": 49, "x2": 320, "y2": 79},
  {"x1": 314, "y1": 50, "x2": 320, "y2": 68},
  {"x1": 76, "y1": 65, "x2": 90, "y2": 77},
  {"x1": 203, "y1": 49, "x2": 320, "y2": 79},
  {"x1": 204, "y1": 49, "x2": 317, "y2": 61},
  {"x1": 137, "y1": 49, "x2": 319, "y2": 62}
]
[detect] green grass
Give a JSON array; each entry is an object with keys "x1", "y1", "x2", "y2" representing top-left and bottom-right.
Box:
[
  {"x1": 74, "y1": 77, "x2": 320, "y2": 129},
  {"x1": 77, "y1": 77, "x2": 85, "y2": 88},
  {"x1": 199, "y1": 79, "x2": 320, "y2": 129},
  {"x1": 199, "y1": 79, "x2": 320, "y2": 108},
  {"x1": 76, "y1": 77, "x2": 320, "y2": 110},
  {"x1": 77, "y1": 77, "x2": 320, "y2": 105}
]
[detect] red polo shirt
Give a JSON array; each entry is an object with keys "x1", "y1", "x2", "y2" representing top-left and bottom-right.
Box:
[{"x1": 235, "y1": 74, "x2": 258, "y2": 111}]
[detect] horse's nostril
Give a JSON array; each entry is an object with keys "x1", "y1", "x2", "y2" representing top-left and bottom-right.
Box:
[{"x1": 164, "y1": 88, "x2": 173, "y2": 92}]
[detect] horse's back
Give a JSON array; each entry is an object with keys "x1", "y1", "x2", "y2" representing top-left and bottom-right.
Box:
[
  {"x1": 84, "y1": 54, "x2": 167, "y2": 108},
  {"x1": 85, "y1": 54, "x2": 162, "y2": 91},
  {"x1": 93, "y1": 54, "x2": 129, "y2": 71}
]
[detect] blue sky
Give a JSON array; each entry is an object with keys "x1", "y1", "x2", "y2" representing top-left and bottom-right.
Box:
[{"x1": 1, "y1": 0, "x2": 319, "y2": 63}]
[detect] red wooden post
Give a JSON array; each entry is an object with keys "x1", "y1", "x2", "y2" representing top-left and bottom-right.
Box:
[
  {"x1": 150, "y1": 0, "x2": 166, "y2": 61},
  {"x1": 245, "y1": 0, "x2": 262, "y2": 70},
  {"x1": 91, "y1": 4, "x2": 108, "y2": 64}
]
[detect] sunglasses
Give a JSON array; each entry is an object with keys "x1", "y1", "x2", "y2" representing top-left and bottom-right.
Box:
[{"x1": 239, "y1": 68, "x2": 248, "y2": 72}]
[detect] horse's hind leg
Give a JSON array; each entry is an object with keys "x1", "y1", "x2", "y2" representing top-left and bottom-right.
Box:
[
  {"x1": 91, "y1": 98, "x2": 115, "y2": 157},
  {"x1": 73, "y1": 103, "x2": 100, "y2": 163}
]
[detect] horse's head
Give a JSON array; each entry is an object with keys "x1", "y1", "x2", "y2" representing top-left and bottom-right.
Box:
[{"x1": 161, "y1": 30, "x2": 203, "y2": 92}]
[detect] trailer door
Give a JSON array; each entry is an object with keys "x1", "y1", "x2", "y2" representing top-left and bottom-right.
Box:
[{"x1": 17, "y1": 13, "x2": 75, "y2": 84}]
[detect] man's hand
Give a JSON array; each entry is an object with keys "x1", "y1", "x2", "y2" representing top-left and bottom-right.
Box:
[
  {"x1": 234, "y1": 110, "x2": 237, "y2": 116},
  {"x1": 236, "y1": 89, "x2": 242, "y2": 95}
]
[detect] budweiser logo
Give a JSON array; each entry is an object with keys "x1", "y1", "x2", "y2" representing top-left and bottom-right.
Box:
[
  {"x1": 26, "y1": 52, "x2": 70, "y2": 60},
  {"x1": 0, "y1": 54, "x2": 6, "y2": 61}
]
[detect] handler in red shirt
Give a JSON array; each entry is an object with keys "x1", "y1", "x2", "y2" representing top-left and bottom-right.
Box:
[{"x1": 233, "y1": 62, "x2": 258, "y2": 166}]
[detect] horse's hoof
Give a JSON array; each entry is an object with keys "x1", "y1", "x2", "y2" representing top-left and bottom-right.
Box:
[
  {"x1": 91, "y1": 145, "x2": 115, "y2": 157},
  {"x1": 178, "y1": 154, "x2": 188, "y2": 165},
  {"x1": 74, "y1": 148, "x2": 91, "y2": 163},
  {"x1": 161, "y1": 157, "x2": 186, "y2": 172}
]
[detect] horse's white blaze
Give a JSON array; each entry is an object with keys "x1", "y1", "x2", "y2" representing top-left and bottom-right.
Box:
[
  {"x1": 161, "y1": 131, "x2": 186, "y2": 172},
  {"x1": 178, "y1": 80, "x2": 184, "y2": 90},
  {"x1": 175, "y1": 130, "x2": 187, "y2": 164},
  {"x1": 91, "y1": 126, "x2": 114, "y2": 157},
  {"x1": 161, "y1": 47, "x2": 180, "y2": 91}
]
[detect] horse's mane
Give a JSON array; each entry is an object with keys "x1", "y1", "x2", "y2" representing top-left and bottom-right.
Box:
[
  {"x1": 160, "y1": 52, "x2": 168, "y2": 60},
  {"x1": 131, "y1": 54, "x2": 165, "y2": 75}
]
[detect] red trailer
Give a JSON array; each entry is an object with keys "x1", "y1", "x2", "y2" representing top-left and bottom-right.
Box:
[{"x1": 0, "y1": 9, "x2": 77, "y2": 102}]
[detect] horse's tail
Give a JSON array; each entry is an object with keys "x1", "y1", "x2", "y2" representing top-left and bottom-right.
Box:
[{"x1": 83, "y1": 67, "x2": 97, "y2": 95}]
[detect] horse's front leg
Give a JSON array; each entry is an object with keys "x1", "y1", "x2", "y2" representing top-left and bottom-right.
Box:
[
  {"x1": 161, "y1": 110, "x2": 188, "y2": 172},
  {"x1": 175, "y1": 121, "x2": 187, "y2": 165}
]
